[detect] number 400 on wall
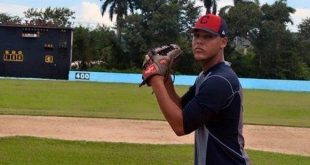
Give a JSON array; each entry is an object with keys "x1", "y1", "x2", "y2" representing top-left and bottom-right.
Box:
[{"x1": 75, "y1": 72, "x2": 90, "y2": 80}]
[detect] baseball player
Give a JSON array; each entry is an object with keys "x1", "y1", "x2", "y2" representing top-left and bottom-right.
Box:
[{"x1": 140, "y1": 14, "x2": 251, "y2": 165}]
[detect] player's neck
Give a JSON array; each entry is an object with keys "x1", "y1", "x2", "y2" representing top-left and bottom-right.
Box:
[{"x1": 201, "y1": 53, "x2": 224, "y2": 72}]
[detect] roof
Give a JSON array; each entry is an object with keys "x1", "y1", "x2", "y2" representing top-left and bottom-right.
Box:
[{"x1": 0, "y1": 23, "x2": 73, "y2": 30}]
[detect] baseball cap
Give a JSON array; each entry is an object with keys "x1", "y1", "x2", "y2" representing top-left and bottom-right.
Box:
[{"x1": 190, "y1": 14, "x2": 228, "y2": 37}]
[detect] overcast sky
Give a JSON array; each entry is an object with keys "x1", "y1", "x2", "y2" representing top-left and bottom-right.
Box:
[{"x1": 0, "y1": 0, "x2": 310, "y2": 32}]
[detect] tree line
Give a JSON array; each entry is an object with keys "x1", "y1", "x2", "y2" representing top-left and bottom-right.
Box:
[{"x1": 1, "y1": 0, "x2": 310, "y2": 80}]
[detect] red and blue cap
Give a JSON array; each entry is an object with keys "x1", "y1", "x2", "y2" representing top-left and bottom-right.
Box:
[{"x1": 191, "y1": 14, "x2": 228, "y2": 37}]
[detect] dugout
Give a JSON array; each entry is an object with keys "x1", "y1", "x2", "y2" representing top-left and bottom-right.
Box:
[{"x1": 0, "y1": 24, "x2": 73, "y2": 79}]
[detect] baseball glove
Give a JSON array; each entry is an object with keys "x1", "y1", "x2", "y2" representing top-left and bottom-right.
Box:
[{"x1": 139, "y1": 44, "x2": 182, "y2": 87}]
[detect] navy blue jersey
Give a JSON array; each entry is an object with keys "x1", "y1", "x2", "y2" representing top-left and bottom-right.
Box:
[{"x1": 182, "y1": 62, "x2": 251, "y2": 165}]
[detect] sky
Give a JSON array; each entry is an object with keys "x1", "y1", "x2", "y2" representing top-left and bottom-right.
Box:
[{"x1": 0, "y1": 0, "x2": 310, "y2": 32}]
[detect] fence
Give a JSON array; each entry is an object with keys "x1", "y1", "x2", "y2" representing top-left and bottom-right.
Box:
[{"x1": 69, "y1": 71, "x2": 310, "y2": 92}]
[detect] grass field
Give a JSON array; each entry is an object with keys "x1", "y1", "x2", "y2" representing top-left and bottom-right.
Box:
[
  {"x1": 0, "y1": 78, "x2": 309, "y2": 164},
  {"x1": 0, "y1": 136, "x2": 309, "y2": 165},
  {"x1": 0, "y1": 79, "x2": 309, "y2": 127}
]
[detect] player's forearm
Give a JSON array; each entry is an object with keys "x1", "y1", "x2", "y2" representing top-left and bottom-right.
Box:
[
  {"x1": 164, "y1": 77, "x2": 182, "y2": 108},
  {"x1": 150, "y1": 77, "x2": 185, "y2": 136}
]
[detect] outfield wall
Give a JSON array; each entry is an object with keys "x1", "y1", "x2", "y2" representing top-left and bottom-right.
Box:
[{"x1": 69, "y1": 71, "x2": 310, "y2": 92}]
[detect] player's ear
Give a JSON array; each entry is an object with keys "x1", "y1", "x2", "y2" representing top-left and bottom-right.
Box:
[{"x1": 220, "y1": 37, "x2": 228, "y2": 49}]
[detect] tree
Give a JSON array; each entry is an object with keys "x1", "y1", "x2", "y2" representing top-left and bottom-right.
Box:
[
  {"x1": 73, "y1": 26, "x2": 118, "y2": 70},
  {"x1": 24, "y1": 7, "x2": 75, "y2": 27},
  {"x1": 218, "y1": 0, "x2": 261, "y2": 77},
  {"x1": 122, "y1": 0, "x2": 182, "y2": 69},
  {"x1": 121, "y1": 0, "x2": 200, "y2": 73},
  {"x1": 220, "y1": 0, "x2": 260, "y2": 38},
  {"x1": 0, "y1": 13, "x2": 22, "y2": 24},
  {"x1": 179, "y1": 0, "x2": 201, "y2": 32},
  {"x1": 298, "y1": 17, "x2": 310, "y2": 40},
  {"x1": 297, "y1": 17, "x2": 310, "y2": 77},
  {"x1": 199, "y1": 0, "x2": 217, "y2": 14},
  {"x1": 72, "y1": 26, "x2": 91, "y2": 70},
  {"x1": 217, "y1": 0, "x2": 308, "y2": 79},
  {"x1": 260, "y1": 0, "x2": 295, "y2": 25},
  {"x1": 100, "y1": 0, "x2": 136, "y2": 40},
  {"x1": 252, "y1": 1, "x2": 309, "y2": 79}
]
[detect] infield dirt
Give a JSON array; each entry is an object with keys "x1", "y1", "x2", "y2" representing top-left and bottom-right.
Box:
[{"x1": 0, "y1": 115, "x2": 309, "y2": 156}]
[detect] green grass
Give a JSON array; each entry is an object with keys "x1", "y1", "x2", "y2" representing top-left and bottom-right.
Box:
[
  {"x1": 243, "y1": 90, "x2": 310, "y2": 127},
  {"x1": 0, "y1": 136, "x2": 309, "y2": 165},
  {"x1": 0, "y1": 79, "x2": 310, "y2": 127},
  {"x1": 0, "y1": 79, "x2": 309, "y2": 164},
  {"x1": 247, "y1": 149, "x2": 310, "y2": 165},
  {"x1": 0, "y1": 136, "x2": 193, "y2": 165},
  {"x1": 0, "y1": 79, "x2": 161, "y2": 120}
]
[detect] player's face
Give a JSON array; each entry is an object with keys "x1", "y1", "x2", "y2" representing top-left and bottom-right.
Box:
[{"x1": 191, "y1": 30, "x2": 227, "y2": 62}]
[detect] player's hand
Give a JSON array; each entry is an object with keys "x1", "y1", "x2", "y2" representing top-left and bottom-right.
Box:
[{"x1": 139, "y1": 44, "x2": 182, "y2": 87}]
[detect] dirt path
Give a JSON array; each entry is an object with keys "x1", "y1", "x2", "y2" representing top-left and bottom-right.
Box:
[{"x1": 0, "y1": 115, "x2": 309, "y2": 156}]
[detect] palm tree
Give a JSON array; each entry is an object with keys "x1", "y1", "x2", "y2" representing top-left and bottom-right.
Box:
[
  {"x1": 200, "y1": 0, "x2": 217, "y2": 14},
  {"x1": 219, "y1": 0, "x2": 260, "y2": 16},
  {"x1": 100, "y1": 0, "x2": 135, "y2": 40}
]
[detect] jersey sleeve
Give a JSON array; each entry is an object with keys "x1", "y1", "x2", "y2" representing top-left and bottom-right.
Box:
[
  {"x1": 182, "y1": 75, "x2": 234, "y2": 134},
  {"x1": 181, "y1": 84, "x2": 196, "y2": 108}
]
